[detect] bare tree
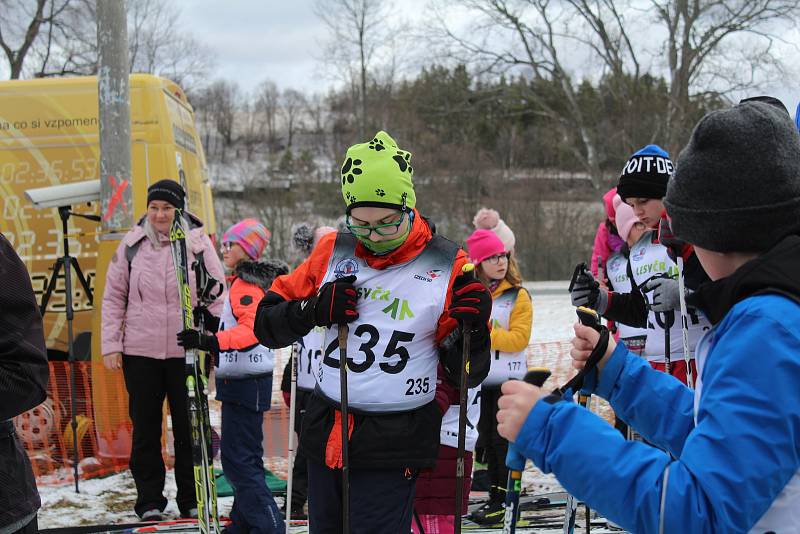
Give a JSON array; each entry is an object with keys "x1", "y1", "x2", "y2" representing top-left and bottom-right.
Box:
[
  {"x1": 280, "y1": 88, "x2": 307, "y2": 149},
  {"x1": 650, "y1": 0, "x2": 798, "y2": 154},
  {"x1": 206, "y1": 79, "x2": 240, "y2": 163},
  {"x1": 429, "y1": 0, "x2": 606, "y2": 185},
  {"x1": 126, "y1": 0, "x2": 213, "y2": 87},
  {"x1": 0, "y1": 0, "x2": 213, "y2": 87},
  {"x1": 0, "y1": 0, "x2": 56, "y2": 78},
  {"x1": 255, "y1": 80, "x2": 281, "y2": 152},
  {"x1": 314, "y1": 0, "x2": 392, "y2": 139}
]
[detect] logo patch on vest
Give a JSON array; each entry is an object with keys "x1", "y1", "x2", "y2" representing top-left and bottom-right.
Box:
[
  {"x1": 334, "y1": 258, "x2": 359, "y2": 278},
  {"x1": 240, "y1": 295, "x2": 253, "y2": 306}
]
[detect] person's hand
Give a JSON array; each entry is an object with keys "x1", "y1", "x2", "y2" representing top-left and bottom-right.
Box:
[
  {"x1": 569, "y1": 265, "x2": 608, "y2": 314},
  {"x1": 448, "y1": 270, "x2": 491, "y2": 324},
  {"x1": 103, "y1": 352, "x2": 122, "y2": 371},
  {"x1": 177, "y1": 329, "x2": 220, "y2": 360},
  {"x1": 303, "y1": 274, "x2": 359, "y2": 327},
  {"x1": 570, "y1": 322, "x2": 616, "y2": 374},
  {"x1": 497, "y1": 380, "x2": 548, "y2": 442},
  {"x1": 193, "y1": 305, "x2": 220, "y2": 332},
  {"x1": 641, "y1": 276, "x2": 681, "y2": 312}
]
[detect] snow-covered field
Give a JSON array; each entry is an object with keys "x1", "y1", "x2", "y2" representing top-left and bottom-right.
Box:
[{"x1": 38, "y1": 282, "x2": 579, "y2": 529}]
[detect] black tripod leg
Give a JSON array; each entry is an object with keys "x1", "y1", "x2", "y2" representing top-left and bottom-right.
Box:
[
  {"x1": 70, "y1": 257, "x2": 94, "y2": 305},
  {"x1": 40, "y1": 259, "x2": 64, "y2": 315}
]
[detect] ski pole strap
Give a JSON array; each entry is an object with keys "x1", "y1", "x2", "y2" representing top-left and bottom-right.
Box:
[
  {"x1": 192, "y1": 252, "x2": 224, "y2": 305},
  {"x1": 543, "y1": 326, "x2": 609, "y2": 404}
]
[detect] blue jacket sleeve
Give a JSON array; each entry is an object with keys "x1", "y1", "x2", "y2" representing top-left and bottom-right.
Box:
[
  {"x1": 514, "y1": 299, "x2": 800, "y2": 533},
  {"x1": 594, "y1": 343, "x2": 695, "y2": 456}
]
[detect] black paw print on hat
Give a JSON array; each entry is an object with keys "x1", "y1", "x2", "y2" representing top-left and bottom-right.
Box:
[
  {"x1": 369, "y1": 138, "x2": 386, "y2": 151},
  {"x1": 392, "y1": 151, "x2": 412, "y2": 173},
  {"x1": 341, "y1": 157, "x2": 363, "y2": 185},
  {"x1": 375, "y1": 188, "x2": 386, "y2": 197}
]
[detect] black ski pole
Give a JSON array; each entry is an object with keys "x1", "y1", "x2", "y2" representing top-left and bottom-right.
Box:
[
  {"x1": 503, "y1": 367, "x2": 552, "y2": 534},
  {"x1": 454, "y1": 263, "x2": 476, "y2": 534},
  {"x1": 663, "y1": 311, "x2": 672, "y2": 376},
  {"x1": 338, "y1": 324, "x2": 351, "y2": 534}
]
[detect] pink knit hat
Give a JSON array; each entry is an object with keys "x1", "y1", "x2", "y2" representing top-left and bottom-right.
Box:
[
  {"x1": 314, "y1": 226, "x2": 336, "y2": 247},
  {"x1": 466, "y1": 229, "x2": 506, "y2": 264},
  {"x1": 473, "y1": 207, "x2": 515, "y2": 252},
  {"x1": 612, "y1": 195, "x2": 638, "y2": 242},
  {"x1": 222, "y1": 218, "x2": 270, "y2": 259}
]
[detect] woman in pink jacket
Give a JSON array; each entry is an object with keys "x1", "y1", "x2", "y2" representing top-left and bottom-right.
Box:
[{"x1": 101, "y1": 180, "x2": 225, "y2": 521}]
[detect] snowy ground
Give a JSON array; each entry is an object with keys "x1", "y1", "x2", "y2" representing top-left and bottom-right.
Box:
[{"x1": 38, "y1": 282, "x2": 580, "y2": 529}]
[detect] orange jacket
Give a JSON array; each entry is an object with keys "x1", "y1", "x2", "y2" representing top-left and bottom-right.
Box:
[{"x1": 269, "y1": 210, "x2": 468, "y2": 344}]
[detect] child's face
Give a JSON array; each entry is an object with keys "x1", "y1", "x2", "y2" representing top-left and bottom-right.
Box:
[
  {"x1": 221, "y1": 241, "x2": 249, "y2": 269},
  {"x1": 626, "y1": 198, "x2": 664, "y2": 229},
  {"x1": 626, "y1": 222, "x2": 648, "y2": 248},
  {"x1": 480, "y1": 253, "x2": 509, "y2": 281},
  {"x1": 694, "y1": 246, "x2": 757, "y2": 281}
]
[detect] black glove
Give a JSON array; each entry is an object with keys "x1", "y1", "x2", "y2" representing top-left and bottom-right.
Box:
[
  {"x1": 193, "y1": 305, "x2": 220, "y2": 333},
  {"x1": 301, "y1": 274, "x2": 359, "y2": 327},
  {"x1": 569, "y1": 263, "x2": 608, "y2": 314},
  {"x1": 448, "y1": 270, "x2": 491, "y2": 325},
  {"x1": 177, "y1": 329, "x2": 220, "y2": 361}
]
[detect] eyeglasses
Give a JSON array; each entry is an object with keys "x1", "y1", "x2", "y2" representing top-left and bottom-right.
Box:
[
  {"x1": 346, "y1": 211, "x2": 407, "y2": 237},
  {"x1": 485, "y1": 253, "x2": 510, "y2": 265},
  {"x1": 220, "y1": 242, "x2": 233, "y2": 253}
]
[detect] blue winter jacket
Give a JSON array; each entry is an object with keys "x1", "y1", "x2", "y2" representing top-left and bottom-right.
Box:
[{"x1": 514, "y1": 291, "x2": 800, "y2": 530}]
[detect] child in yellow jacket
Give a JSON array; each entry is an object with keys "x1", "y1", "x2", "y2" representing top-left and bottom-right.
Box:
[{"x1": 465, "y1": 229, "x2": 533, "y2": 525}]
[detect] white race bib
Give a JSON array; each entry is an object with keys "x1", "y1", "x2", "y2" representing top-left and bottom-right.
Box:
[{"x1": 316, "y1": 234, "x2": 458, "y2": 412}]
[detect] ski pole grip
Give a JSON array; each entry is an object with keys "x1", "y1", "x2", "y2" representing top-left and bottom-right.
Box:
[{"x1": 505, "y1": 368, "x2": 552, "y2": 471}]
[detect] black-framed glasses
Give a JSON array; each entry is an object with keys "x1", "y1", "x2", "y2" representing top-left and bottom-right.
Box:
[
  {"x1": 346, "y1": 211, "x2": 407, "y2": 237},
  {"x1": 485, "y1": 253, "x2": 510, "y2": 265}
]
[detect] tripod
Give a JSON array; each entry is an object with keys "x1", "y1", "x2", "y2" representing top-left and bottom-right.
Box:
[{"x1": 40, "y1": 205, "x2": 100, "y2": 493}]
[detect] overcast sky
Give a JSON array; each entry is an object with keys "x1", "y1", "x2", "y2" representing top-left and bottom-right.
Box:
[{"x1": 174, "y1": 0, "x2": 798, "y2": 116}]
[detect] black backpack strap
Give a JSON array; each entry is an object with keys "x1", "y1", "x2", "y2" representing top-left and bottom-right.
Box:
[{"x1": 125, "y1": 239, "x2": 144, "y2": 274}]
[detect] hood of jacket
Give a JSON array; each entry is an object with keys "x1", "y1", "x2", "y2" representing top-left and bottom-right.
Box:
[
  {"x1": 688, "y1": 234, "x2": 800, "y2": 324},
  {"x1": 233, "y1": 258, "x2": 290, "y2": 292}
]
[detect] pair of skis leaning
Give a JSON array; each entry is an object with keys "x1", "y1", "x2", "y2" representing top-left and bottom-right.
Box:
[{"x1": 170, "y1": 210, "x2": 223, "y2": 534}]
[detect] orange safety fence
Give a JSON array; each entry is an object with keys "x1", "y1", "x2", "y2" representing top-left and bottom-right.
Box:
[{"x1": 19, "y1": 341, "x2": 614, "y2": 486}]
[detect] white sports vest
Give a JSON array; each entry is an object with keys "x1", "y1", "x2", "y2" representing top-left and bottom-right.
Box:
[
  {"x1": 296, "y1": 326, "x2": 325, "y2": 391},
  {"x1": 606, "y1": 252, "x2": 648, "y2": 343},
  {"x1": 484, "y1": 288, "x2": 528, "y2": 387},
  {"x1": 216, "y1": 288, "x2": 274, "y2": 379},
  {"x1": 316, "y1": 233, "x2": 458, "y2": 412},
  {"x1": 440, "y1": 386, "x2": 481, "y2": 451},
  {"x1": 693, "y1": 328, "x2": 800, "y2": 533},
  {"x1": 628, "y1": 232, "x2": 711, "y2": 363}
]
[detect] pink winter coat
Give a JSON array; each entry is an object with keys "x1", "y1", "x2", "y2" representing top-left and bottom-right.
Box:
[
  {"x1": 590, "y1": 188, "x2": 624, "y2": 277},
  {"x1": 101, "y1": 214, "x2": 225, "y2": 359}
]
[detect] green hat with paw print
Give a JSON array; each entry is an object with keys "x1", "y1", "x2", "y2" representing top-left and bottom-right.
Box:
[{"x1": 340, "y1": 130, "x2": 416, "y2": 213}]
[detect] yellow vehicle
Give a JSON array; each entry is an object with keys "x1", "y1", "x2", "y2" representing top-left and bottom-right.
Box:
[{"x1": 0, "y1": 74, "x2": 216, "y2": 465}]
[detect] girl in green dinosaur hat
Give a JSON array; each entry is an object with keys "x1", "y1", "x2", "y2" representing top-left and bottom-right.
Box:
[{"x1": 254, "y1": 131, "x2": 493, "y2": 533}]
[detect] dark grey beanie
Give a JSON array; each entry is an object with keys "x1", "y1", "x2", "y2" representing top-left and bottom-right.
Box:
[{"x1": 664, "y1": 100, "x2": 800, "y2": 252}]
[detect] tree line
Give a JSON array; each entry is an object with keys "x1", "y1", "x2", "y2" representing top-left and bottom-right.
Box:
[{"x1": 2, "y1": 0, "x2": 797, "y2": 279}]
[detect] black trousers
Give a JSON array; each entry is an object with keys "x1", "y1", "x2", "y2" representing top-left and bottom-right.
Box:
[
  {"x1": 122, "y1": 355, "x2": 195, "y2": 517},
  {"x1": 307, "y1": 458, "x2": 417, "y2": 534},
  {"x1": 477, "y1": 386, "x2": 508, "y2": 503}
]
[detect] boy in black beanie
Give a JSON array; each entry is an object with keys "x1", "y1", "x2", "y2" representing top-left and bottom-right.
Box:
[
  {"x1": 571, "y1": 144, "x2": 711, "y2": 385},
  {"x1": 497, "y1": 98, "x2": 800, "y2": 533}
]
